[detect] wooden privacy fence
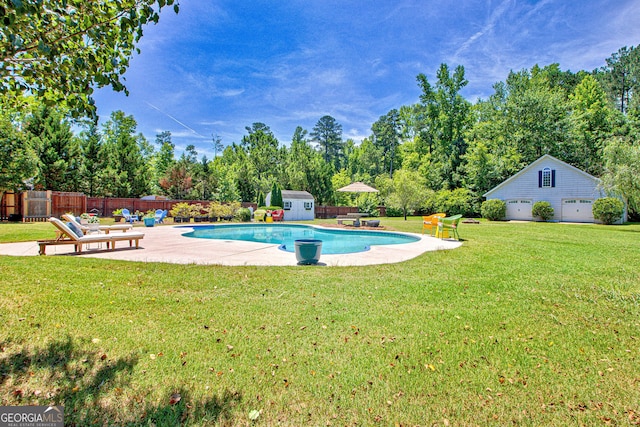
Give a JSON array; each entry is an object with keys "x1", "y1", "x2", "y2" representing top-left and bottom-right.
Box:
[
  {"x1": 314, "y1": 205, "x2": 386, "y2": 219},
  {"x1": 314, "y1": 206, "x2": 358, "y2": 219},
  {"x1": 87, "y1": 198, "x2": 258, "y2": 217},
  {"x1": 3, "y1": 191, "x2": 385, "y2": 221},
  {"x1": 0, "y1": 191, "x2": 22, "y2": 221},
  {"x1": 8, "y1": 191, "x2": 85, "y2": 222},
  {"x1": 88, "y1": 197, "x2": 186, "y2": 217},
  {"x1": 52, "y1": 192, "x2": 86, "y2": 218}
]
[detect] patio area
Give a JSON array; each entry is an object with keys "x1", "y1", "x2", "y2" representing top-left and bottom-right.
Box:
[{"x1": 0, "y1": 224, "x2": 462, "y2": 266}]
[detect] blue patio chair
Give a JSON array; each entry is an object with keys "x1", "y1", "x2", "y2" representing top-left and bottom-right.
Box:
[
  {"x1": 121, "y1": 208, "x2": 139, "y2": 223},
  {"x1": 155, "y1": 209, "x2": 167, "y2": 224}
]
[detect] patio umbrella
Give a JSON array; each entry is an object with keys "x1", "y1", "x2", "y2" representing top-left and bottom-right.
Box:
[
  {"x1": 336, "y1": 182, "x2": 379, "y2": 225},
  {"x1": 336, "y1": 182, "x2": 379, "y2": 193}
]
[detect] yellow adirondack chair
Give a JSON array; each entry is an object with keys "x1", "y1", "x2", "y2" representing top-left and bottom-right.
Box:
[{"x1": 422, "y1": 213, "x2": 446, "y2": 235}]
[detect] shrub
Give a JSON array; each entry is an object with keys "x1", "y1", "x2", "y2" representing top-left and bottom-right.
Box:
[
  {"x1": 385, "y1": 206, "x2": 405, "y2": 217},
  {"x1": 220, "y1": 201, "x2": 241, "y2": 220},
  {"x1": 357, "y1": 193, "x2": 380, "y2": 217},
  {"x1": 592, "y1": 197, "x2": 624, "y2": 224},
  {"x1": 481, "y1": 199, "x2": 506, "y2": 221},
  {"x1": 423, "y1": 188, "x2": 477, "y2": 217},
  {"x1": 532, "y1": 201, "x2": 554, "y2": 221},
  {"x1": 206, "y1": 201, "x2": 223, "y2": 219},
  {"x1": 190, "y1": 203, "x2": 206, "y2": 217},
  {"x1": 270, "y1": 183, "x2": 283, "y2": 208},
  {"x1": 170, "y1": 202, "x2": 192, "y2": 218},
  {"x1": 235, "y1": 207, "x2": 252, "y2": 222}
]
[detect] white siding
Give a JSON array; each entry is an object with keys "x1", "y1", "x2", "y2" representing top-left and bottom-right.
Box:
[
  {"x1": 283, "y1": 200, "x2": 315, "y2": 221},
  {"x1": 484, "y1": 155, "x2": 604, "y2": 222},
  {"x1": 266, "y1": 190, "x2": 315, "y2": 221}
]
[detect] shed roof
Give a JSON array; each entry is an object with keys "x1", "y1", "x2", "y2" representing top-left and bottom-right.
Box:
[{"x1": 281, "y1": 190, "x2": 314, "y2": 200}]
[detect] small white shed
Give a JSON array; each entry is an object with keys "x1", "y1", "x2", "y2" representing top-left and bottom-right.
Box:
[
  {"x1": 483, "y1": 154, "x2": 626, "y2": 223},
  {"x1": 266, "y1": 190, "x2": 315, "y2": 221}
]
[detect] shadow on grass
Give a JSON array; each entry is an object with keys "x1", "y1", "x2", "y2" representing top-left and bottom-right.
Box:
[{"x1": 0, "y1": 337, "x2": 242, "y2": 425}]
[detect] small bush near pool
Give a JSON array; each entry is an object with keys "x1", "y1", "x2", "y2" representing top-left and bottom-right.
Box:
[
  {"x1": 593, "y1": 197, "x2": 625, "y2": 224},
  {"x1": 481, "y1": 199, "x2": 506, "y2": 220},
  {"x1": 235, "y1": 207, "x2": 252, "y2": 222},
  {"x1": 532, "y1": 201, "x2": 554, "y2": 221}
]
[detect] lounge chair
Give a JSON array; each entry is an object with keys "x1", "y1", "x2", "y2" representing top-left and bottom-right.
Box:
[
  {"x1": 121, "y1": 208, "x2": 139, "y2": 223},
  {"x1": 422, "y1": 213, "x2": 446, "y2": 235},
  {"x1": 435, "y1": 214, "x2": 462, "y2": 240},
  {"x1": 62, "y1": 214, "x2": 133, "y2": 234},
  {"x1": 37, "y1": 217, "x2": 144, "y2": 255}
]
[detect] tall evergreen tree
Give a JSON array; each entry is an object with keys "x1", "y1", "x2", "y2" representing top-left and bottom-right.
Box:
[
  {"x1": 310, "y1": 115, "x2": 343, "y2": 170},
  {"x1": 77, "y1": 121, "x2": 104, "y2": 197},
  {"x1": 154, "y1": 131, "x2": 175, "y2": 179},
  {"x1": 241, "y1": 123, "x2": 281, "y2": 184},
  {"x1": 371, "y1": 109, "x2": 401, "y2": 177},
  {"x1": 100, "y1": 110, "x2": 150, "y2": 197},
  {"x1": 212, "y1": 134, "x2": 224, "y2": 158},
  {"x1": 0, "y1": 103, "x2": 38, "y2": 200},
  {"x1": 25, "y1": 106, "x2": 80, "y2": 191},
  {"x1": 270, "y1": 182, "x2": 283, "y2": 208},
  {"x1": 598, "y1": 45, "x2": 640, "y2": 114}
]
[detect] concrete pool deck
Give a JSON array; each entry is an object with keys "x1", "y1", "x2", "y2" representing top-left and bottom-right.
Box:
[{"x1": 0, "y1": 224, "x2": 462, "y2": 266}]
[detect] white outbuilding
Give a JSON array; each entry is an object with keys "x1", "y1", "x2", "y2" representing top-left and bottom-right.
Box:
[
  {"x1": 266, "y1": 190, "x2": 315, "y2": 221},
  {"x1": 483, "y1": 154, "x2": 626, "y2": 223}
]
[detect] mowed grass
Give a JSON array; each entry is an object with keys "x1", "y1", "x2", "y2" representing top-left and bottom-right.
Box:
[{"x1": 0, "y1": 218, "x2": 639, "y2": 426}]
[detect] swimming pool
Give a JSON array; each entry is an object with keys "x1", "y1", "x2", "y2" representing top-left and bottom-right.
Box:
[{"x1": 181, "y1": 224, "x2": 420, "y2": 254}]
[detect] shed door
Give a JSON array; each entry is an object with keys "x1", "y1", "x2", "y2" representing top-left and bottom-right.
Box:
[
  {"x1": 561, "y1": 199, "x2": 594, "y2": 223},
  {"x1": 505, "y1": 199, "x2": 532, "y2": 220}
]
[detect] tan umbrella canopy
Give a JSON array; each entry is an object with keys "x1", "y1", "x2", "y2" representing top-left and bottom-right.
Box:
[{"x1": 336, "y1": 182, "x2": 379, "y2": 193}]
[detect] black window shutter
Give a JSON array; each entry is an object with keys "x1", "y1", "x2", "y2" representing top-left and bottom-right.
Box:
[
  {"x1": 551, "y1": 169, "x2": 556, "y2": 187},
  {"x1": 538, "y1": 170, "x2": 542, "y2": 187}
]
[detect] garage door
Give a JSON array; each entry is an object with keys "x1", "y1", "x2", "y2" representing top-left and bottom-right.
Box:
[
  {"x1": 562, "y1": 199, "x2": 594, "y2": 222},
  {"x1": 506, "y1": 199, "x2": 532, "y2": 220}
]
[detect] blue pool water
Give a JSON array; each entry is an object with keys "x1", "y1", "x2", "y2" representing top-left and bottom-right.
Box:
[{"x1": 181, "y1": 224, "x2": 420, "y2": 254}]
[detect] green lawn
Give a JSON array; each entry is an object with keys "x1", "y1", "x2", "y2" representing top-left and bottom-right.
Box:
[{"x1": 1, "y1": 218, "x2": 639, "y2": 426}]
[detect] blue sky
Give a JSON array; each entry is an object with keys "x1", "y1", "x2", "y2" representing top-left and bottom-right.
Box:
[{"x1": 92, "y1": 0, "x2": 640, "y2": 158}]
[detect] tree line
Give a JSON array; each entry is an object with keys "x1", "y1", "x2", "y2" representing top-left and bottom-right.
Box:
[{"x1": 2, "y1": 47, "x2": 640, "y2": 218}]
